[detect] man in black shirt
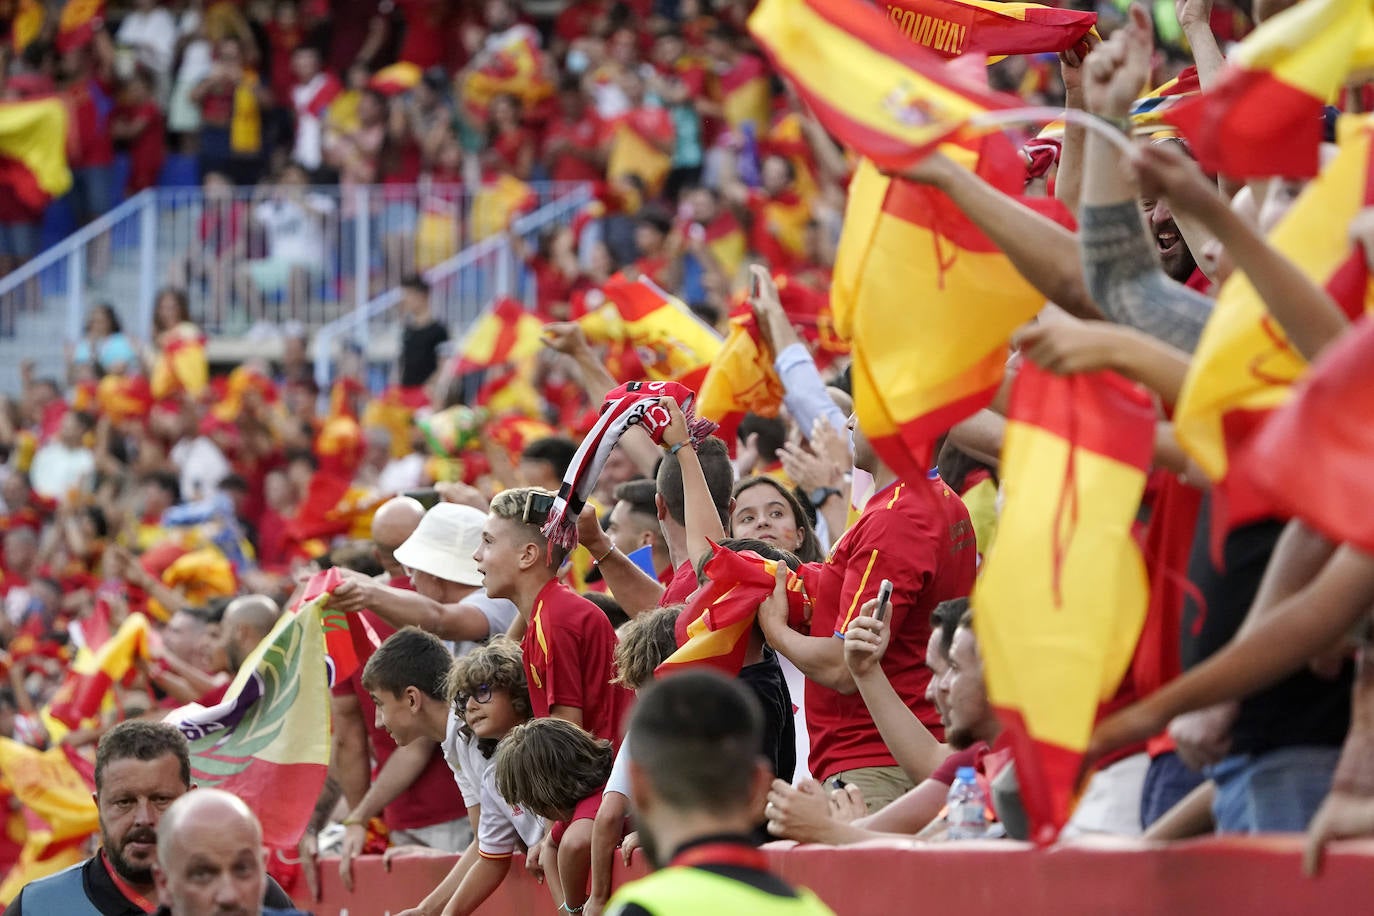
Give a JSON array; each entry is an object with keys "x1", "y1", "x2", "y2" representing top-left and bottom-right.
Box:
[
  {"x1": 397, "y1": 274, "x2": 449, "y2": 393},
  {"x1": 3, "y1": 722, "x2": 297, "y2": 916}
]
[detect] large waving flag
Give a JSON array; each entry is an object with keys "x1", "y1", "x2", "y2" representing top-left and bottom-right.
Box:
[
  {"x1": 451, "y1": 296, "x2": 544, "y2": 412},
  {"x1": 697, "y1": 312, "x2": 785, "y2": 446},
  {"x1": 579, "y1": 275, "x2": 723, "y2": 391},
  {"x1": 1174, "y1": 121, "x2": 1374, "y2": 556},
  {"x1": 462, "y1": 30, "x2": 554, "y2": 122},
  {"x1": 1167, "y1": 0, "x2": 1374, "y2": 177},
  {"x1": 0, "y1": 741, "x2": 98, "y2": 905},
  {"x1": 973, "y1": 364, "x2": 1155, "y2": 844},
  {"x1": 165, "y1": 585, "x2": 335, "y2": 849},
  {"x1": 747, "y1": 0, "x2": 1019, "y2": 173},
  {"x1": 656, "y1": 546, "x2": 808, "y2": 677},
  {"x1": 1243, "y1": 315, "x2": 1374, "y2": 554},
  {"x1": 882, "y1": 0, "x2": 1095, "y2": 59},
  {"x1": 48, "y1": 615, "x2": 152, "y2": 729},
  {"x1": 0, "y1": 100, "x2": 72, "y2": 216},
  {"x1": 832, "y1": 135, "x2": 1072, "y2": 483}
]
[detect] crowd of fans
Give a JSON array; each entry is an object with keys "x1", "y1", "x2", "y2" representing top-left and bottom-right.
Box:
[{"x1": 14, "y1": 0, "x2": 1374, "y2": 911}]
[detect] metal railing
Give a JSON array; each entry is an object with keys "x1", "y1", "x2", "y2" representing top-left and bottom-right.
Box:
[{"x1": 311, "y1": 182, "x2": 596, "y2": 391}]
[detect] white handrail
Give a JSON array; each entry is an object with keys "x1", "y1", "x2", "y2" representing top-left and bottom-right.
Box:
[{"x1": 0, "y1": 189, "x2": 154, "y2": 296}]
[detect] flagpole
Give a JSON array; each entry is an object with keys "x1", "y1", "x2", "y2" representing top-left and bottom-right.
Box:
[{"x1": 968, "y1": 107, "x2": 1139, "y2": 158}]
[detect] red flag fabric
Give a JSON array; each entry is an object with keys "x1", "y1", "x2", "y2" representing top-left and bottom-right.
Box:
[{"x1": 881, "y1": 0, "x2": 1095, "y2": 60}]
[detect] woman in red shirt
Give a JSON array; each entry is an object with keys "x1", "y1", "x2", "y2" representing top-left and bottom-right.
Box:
[
  {"x1": 481, "y1": 93, "x2": 535, "y2": 182},
  {"x1": 110, "y1": 69, "x2": 166, "y2": 194}
]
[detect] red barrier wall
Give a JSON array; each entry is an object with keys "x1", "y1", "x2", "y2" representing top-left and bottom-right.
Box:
[{"x1": 305, "y1": 836, "x2": 1374, "y2": 915}]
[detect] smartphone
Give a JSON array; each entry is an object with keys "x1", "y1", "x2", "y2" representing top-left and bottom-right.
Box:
[
  {"x1": 874, "y1": 579, "x2": 893, "y2": 623},
  {"x1": 404, "y1": 488, "x2": 441, "y2": 510}
]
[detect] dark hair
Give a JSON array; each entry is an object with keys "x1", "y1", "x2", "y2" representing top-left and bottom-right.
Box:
[
  {"x1": 400, "y1": 273, "x2": 431, "y2": 295},
  {"x1": 930, "y1": 597, "x2": 968, "y2": 661},
  {"x1": 558, "y1": 72, "x2": 584, "y2": 95},
  {"x1": 494, "y1": 719, "x2": 614, "y2": 822},
  {"x1": 627, "y1": 670, "x2": 763, "y2": 813},
  {"x1": 736, "y1": 413, "x2": 788, "y2": 465},
  {"x1": 521, "y1": 436, "x2": 579, "y2": 479},
  {"x1": 70, "y1": 411, "x2": 96, "y2": 434},
  {"x1": 218, "y1": 474, "x2": 249, "y2": 494},
  {"x1": 328, "y1": 540, "x2": 386, "y2": 577},
  {"x1": 153, "y1": 286, "x2": 191, "y2": 332},
  {"x1": 447, "y1": 635, "x2": 532, "y2": 756},
  {"x1": 613, "y1": 478, "x2": 658, "y2": 518},
  {"x1": 362, "y1": 626, "x2": 453, "y2": 700},
  {"x1": 140, "y1": 469, "x2": 182, "y2": 504},
  {"x1": 637, "y1": 206, "x2": 673, "y2": 237},
  {"x1": 656, "y1": 436, "x2": 732, "y2": 528},
  {"x1": 585, "y1": 591, "x2": 629, "y2": 630},
  {"x1": 730, "y1": 476, "x2": 823, "y2": 564},
  {"x1": 613, "y1": 604, "x2": 681, "y2": 690},
  {"x1": 87, "y1": 303, "x2": 122, "y2": 335},
  {"x1": 696, "y1": 537, "x2": 801, "y2": 586},
  {"x1": 95, "y1": 721, "x2": 191, "y2": 793},
  {"x1": 84, "y1": 505, "x2": 109, "y2": 539},
  {"x1": 285, "y1": 447, "x2": 319, "y2": 471}
]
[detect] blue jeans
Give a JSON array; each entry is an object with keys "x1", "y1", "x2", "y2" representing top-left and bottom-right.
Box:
[
  {"x1": 1207, "y1": 745, "x2": 1341, "y2": 833},
  {"x1": 1140, "y1": 751, "x2": 1206, "y2": 829}
]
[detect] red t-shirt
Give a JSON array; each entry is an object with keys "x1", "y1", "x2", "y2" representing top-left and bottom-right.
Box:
[
  {"x1": 331, "y1": 600, "x2": 468, "y2": 830},
  {"x1": 524, "y1": 579, "x2": 634, "y2": 748},
  {"x1": 660, "y1": 560, "x2": 699, "y2": 607},
  {"x1": 114, "y1": 101, "x2": 166, "y2": 193},
  {"x1": 396, "y1": 0, "x2": 451, "y2": 69},
  {"x1": 554, "y1": 0, "x2": 607, "y2": 44},
  {"x1": 801, "y1": 476, "x2": 977, "y2": 780},
  {"x1": 264, "y1": 21, "x2": 304, "y2": 103},
  {"x1": 542, "y1": 113, "x2": 604, "y2": 184},
  {"x1": 67, "y1": 79, "x2": 115, "y2": 167},
  {"x1": 617, "y1": 105, "x2": 673, "y2": 150}
]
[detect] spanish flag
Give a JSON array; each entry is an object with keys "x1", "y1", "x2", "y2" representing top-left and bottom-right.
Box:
[
  {"x1": 702, "y1": 212, "x2": 748, "y2": 281},
  {"x1": 881, "y1": 0, "x2": 1096, "y2": 60},
  {"x1": 56, "y1": 0, "x2": 103, "y2": 52},
  {"x1": 48, "y1": 615, "x2": 153, "y2": 729},
  {"x1": 697, "y1": 312, "x2": 784, "y2": 446},
  {"x1": 832, "y1": 135, "x2": 1072, "y2": 484},
  {"x1": 973, "y1": 364, "x2": 1155, "y2": 844},
  {"x1": 302, "y1": 567, "x2": 380, "y2": 686},
  {"x1": 0, "y1": 741, "x2": 97, "y2": 905},
  {"x1": 607, "y1": 122, "x2": 673, "y2": 198},
  {"x1": 212, "y1": 364, "x2": 278, "y2": 421},
  {"x1": 656, "y1": 546, "x2": 807, "y2": 676},
  {"x1": 719, "y1": 53, "x2": 773, "y2": 131},
  {"x1": 450, "y1": 296, "x2": 544, "y2": 411},
  {"x1": 579, "y1": 275, "x2": 723, "y2": 391},
  {"x1": 751, "y1": 189, "x2": 812, "y2": 270},
  {"x1": 0, "y1": 99, "x2": 72, "y2": 216},
  {"x1": 156, "y1": 548, "x2": 238, "y2": 617},
  {"x1": 1174, "y1": 121, "x2": 1374, "y2": 556},
  {"x1": 361, "y1": 386, "x2": 421, "y2": 459},
  {"x1": 747, "y1": 0, "x2": 1018, "y2": 173},
  {"x1": 470, "y1": 174, "x2": 538, "y2": 242},
  {"x1": 1128, "y1": 64, "x2": 1199, "y2": 133},
  {"x1": 1167, "y1": 0, "x2": 1374, "y2": 178},
  {"x1": 369, "y1": 61, "x2": 422, "y2": 96},
  {"x1": 463, "y1": 32, "x2": 554, "y2": 122},
  {"x1": 10, "y1": 0, "x2": 44, "y2": 53},
  {"x1": 290, "y1": 379, "x2": 366, "y2": 542},
  {"x1": 1244, "y1": 315, "x2": 1374, "y2": 555},
  {"x1": 151, "y1": 324, "x2": 209, "y2": 400},
  {"x1": 776, "y1": 273, "x2": 849, "y2": 369}
]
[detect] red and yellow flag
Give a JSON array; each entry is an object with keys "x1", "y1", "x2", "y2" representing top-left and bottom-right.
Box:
[
  {"x1": 470, "y1": 174, "x2": 538, "y2": 242},
  {"x1": 1174, "y1": 121, "x2": 1374, "y2": 555},
  {"x1": 881, "y1": 0, "x2": 1095, "y2": 59},
  {"x1": 973, "y1": 364, "x2": 1154, "y2": 844},
  {"x1": 747, "y1": 0, "x2": 1019, "y2": 173},
  {"x1": 56, "y1": 0, "x2": 104, "y2": 52},
  {"x1": 1167, "y1": 0, "x2": 1374, "y2": 178},
  {"x1": 463, "y1": 32, "x2": 554, "y2": 121},
  {"x1": 775, "y1": 272, "x2": 849, "y2": 369},
  {"x1": 151, "y1": 325, "x2": 209, "y2": 401},
  {"x1": 212, "y1": 364, "x2": 278, "y2": 421},
  {"x1": 369, "y1": 61, "x2": 422, "y2": 96},
  {"x1": 0, "y1": 741, "x2": 98, "y2": 905},
  {"x1": 290, "y1": 379, "x2": 367, "y2": 542},
  {"x1": 450, "y1": 296, "x2": 544, "y2": 413},
  {"x1": 10, "y1": 0, "x2": 45, "y2": 53},
  {"x1": 697, "y1": 312, "x2": 784, "y2": 446},
  {"x1": 47, "y1": 615, "x2": 152, "y2": 729},
  {"x1": 0, "y1": 99, "x2": 72, "y2": 216},
  {"x1": 832, "y1": 135, "x2": 1072, "y2": 483},
  {"x1": 1243, "y1": 314, "x2": 1374, "y2": 555},
  {"x1": 607, "y1": 123, "x2": 673, "y2": 198},
  {"x1": 579, "y1": 275, "x2": 723, "y2": 391},
  {"x1": 719, "y1": 54, "x2": 772, "y2": 131},
  {"x1": 657, "y1": 546, "x2": 807, "y2": 676},
  {"x1": 95, "y1": 373, "x2": 153, "y2": 424},
  {"x1": 155, "y1": 548, "x2": 237, "y2": 619}
]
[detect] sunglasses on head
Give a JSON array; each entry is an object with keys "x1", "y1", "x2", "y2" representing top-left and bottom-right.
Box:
[{"x1": 522, "y1": 491, "x2": 556, "y2": 525}]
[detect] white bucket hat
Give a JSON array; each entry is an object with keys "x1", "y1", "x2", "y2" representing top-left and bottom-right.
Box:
[{"x1": 393, "y1": 502, "x2": 487, "y2": 586}]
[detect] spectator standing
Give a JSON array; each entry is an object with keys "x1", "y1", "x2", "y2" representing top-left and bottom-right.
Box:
[
  {"x1": 191, "y1": 36, "x2": 271, "y2": 184},
  {"x1": 397, "y1": 274, "x2": 449, "y2": 396},
  {"x1": 287, "y1": 45, "x2": 339, "y2": 174},
  {"x1": 115, "y1": 0, "x2": 178, "y2": 100},
  {"x1": 109, "y1": 68, "x2": 166, "y2": 195}
]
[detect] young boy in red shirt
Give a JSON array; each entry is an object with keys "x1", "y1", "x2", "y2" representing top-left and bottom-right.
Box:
[{"x1": 474, "y1": 486, "x2": 635, "y2": 911}]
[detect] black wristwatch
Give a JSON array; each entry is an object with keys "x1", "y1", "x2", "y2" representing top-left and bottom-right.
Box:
[{"x1": 809, "y1": 486, "x2": 841, "y2": 509}]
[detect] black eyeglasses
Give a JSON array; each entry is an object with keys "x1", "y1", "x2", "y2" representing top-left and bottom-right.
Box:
[{"x1": 456, "y1": 684, "x2": 493, "y2": 706}]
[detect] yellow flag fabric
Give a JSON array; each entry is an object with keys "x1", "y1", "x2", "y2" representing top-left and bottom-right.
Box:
[
  {"x1": 48, "y1": 615, "x2": 152, "y2": 728},
  {"x1": 973, "y1": 364, "x2": 1154, "y2": 844},
  {"x1": 470, "y1": 175, "x2": 537, "y2": 241},
  {"x1": 578, "y1": 275, "x2": 723, "y2": 392},
  {"x1": 697, "y1": 313, "x2": 784, "y2": 440},
  {"x1": 831, "y1": 138, "x2": 1070, "y2": 482},
  {"x1": 607, "y1": 123, "x2": 673, "y2": 197},
  {"x1": 150, "y1": 323, "x2": 209, "y2": 401},
  {"x1": 0, "y1": 99, "x2": 72, "y2": 209},
  {"x1": 1174, "y1": 120, "x2": 1374, "y2": 547},
  {"x1": 0, "y1": 740, "x2": 97, "y2": 904}
]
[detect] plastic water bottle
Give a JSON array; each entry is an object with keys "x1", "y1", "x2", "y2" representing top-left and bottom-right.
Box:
[{"x1": 946, "y1": 767, "x2": 988, "y2": 840}]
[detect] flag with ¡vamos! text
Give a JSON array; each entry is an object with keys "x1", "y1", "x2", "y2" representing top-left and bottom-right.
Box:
[
  {"x1": 0, "y1": 99, "x2": 72, "y2": 216},
  {"x1": 1167, "y1": 0, "x2": 1374, "y2": 178},
  {"x1": 747, "y1": 0, "x2": 1020, "y2": 173},
  {"x1": 47, "y1": 614, "x2": 152, "y2": 729},
  {"x1": 831, "y1": 134, "x2": 1074, "y2": 484},
  {"x1": 1173, "y1": 120, "x2": 1374, "y2": 558},
  {"x1": 973, "y1": 364, "x2": 1154, "y2": 845},
  {"x1": 164, "y1": 584, "x2": 336, "y2": 849},
  {"x1": 579, "y1": 275, "x2": 723, "y2": 392},
  {"x1": 0, "y1": 740, "x2": 98, "y2": 905},
  {"x1": 880, "y1": 0, "x2": 1095, "y2": 60}
]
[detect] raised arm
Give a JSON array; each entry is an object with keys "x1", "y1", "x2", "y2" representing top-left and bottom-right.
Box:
[
  {"x1": 659, "y1": 397, "x2": 725, "y2": 565},
  {"x1": 325, "y1": 574, "x2": 495, "y2": 643}
]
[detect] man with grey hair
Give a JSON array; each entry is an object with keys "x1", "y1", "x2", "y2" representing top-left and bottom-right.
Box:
[{"x1": 151, "y1": 789, "x2": 309, "y2": 916}]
